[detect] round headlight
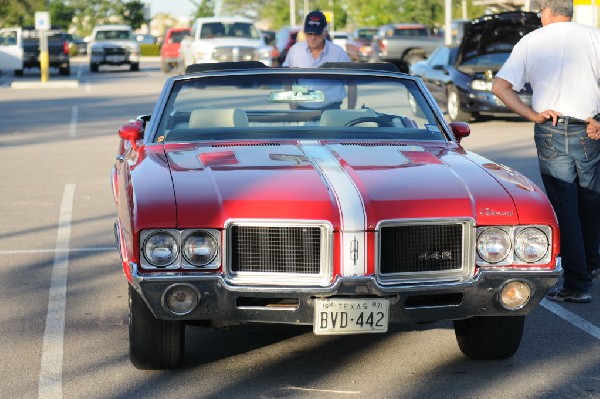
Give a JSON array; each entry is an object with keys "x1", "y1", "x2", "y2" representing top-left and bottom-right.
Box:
[
  {"x1": 182, "y1": 231, "x2": 218, "y2": 267},
  {"x1": 515, "y1": 227, "x2": 549, "y2": 263},
  {"x1": 477, "y1": 227, "x2": 511, "y2": 264},
  {"x1": 143, "y1": 232, "x2": 178, "y2": 267}
]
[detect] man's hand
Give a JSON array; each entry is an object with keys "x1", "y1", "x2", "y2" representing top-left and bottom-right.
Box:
[
  {"x1": 587, "y1": 117, "x2": 600, "y2": 140},
  {"x1": 534, "y1": 109, "x2": 563, "y2": 125}
]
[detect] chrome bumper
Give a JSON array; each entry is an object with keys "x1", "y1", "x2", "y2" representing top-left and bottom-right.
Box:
[{"x1": 130, "y1": 263, "x2": 561, "y2": 324}]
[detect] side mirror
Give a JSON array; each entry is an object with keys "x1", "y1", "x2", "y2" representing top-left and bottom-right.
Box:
[
  {"x1": 118, "y1": 123, "x2": 144, "y2": 150},
  {"x1": 449, "y1": 121, "x2": 470, "y2": 144}
]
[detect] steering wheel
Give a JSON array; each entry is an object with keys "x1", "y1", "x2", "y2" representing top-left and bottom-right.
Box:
[{"x1": 344, "y1": 116, "x2": 394, "y2": 127}]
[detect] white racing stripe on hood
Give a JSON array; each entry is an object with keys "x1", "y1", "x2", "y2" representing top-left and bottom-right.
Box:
[{"x1": 300, "y1": 140, "x2": 367, "y2": 276}]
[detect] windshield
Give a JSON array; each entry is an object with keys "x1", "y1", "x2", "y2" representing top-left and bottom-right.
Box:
[
  {"x1": 95, "y1": 30, "x2": 134, "y2": 41},
  {"x1": 154, "y1": 72, "x2": 445, "y2": 143},
  {"x1": 199, "y1": 22, "x2": 261, "y2": 39},
  {"x1": 170, "y1": 30, "x2": 190, "y2": 43}
]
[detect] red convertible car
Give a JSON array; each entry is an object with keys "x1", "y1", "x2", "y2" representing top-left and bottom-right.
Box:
[{"x1": 111, "y1": 61, "x2": 561, "y2": 369}]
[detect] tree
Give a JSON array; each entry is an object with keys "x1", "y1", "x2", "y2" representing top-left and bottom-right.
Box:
[
  {"x1": 186, "y1": 0, "x2": 215, "y2": 18},
  {"x1": 49, "y1": 0, "x2": 76, "y2": 30},
  {"x1": 0, "y1": 0, "x2": 45, "y2": 27},
  {"x1": 121, "y1": 0, "x2": 146, "y2": 30}
]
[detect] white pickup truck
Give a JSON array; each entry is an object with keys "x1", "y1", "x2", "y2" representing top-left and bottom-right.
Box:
[
  {"x1": 0, "y1": 28, "x2": 22, "y2": 73},
  {"x1": 89, "y1": 24, "x2": 140, "y2": 72},
  {"x1": 179, "y1": 17, "x2": 273, "y2": 68}
]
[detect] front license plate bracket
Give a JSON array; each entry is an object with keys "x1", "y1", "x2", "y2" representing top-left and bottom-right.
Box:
[{"x1": 313, "y1": 298, "x2": 390, "y2": 335}]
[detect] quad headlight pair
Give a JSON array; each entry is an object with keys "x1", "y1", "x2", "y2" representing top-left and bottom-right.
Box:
[
  {"x1": 140, "y1": 229, "x2": 220, "y2": 269},
  {"x1": 477, "y1": 225, "x2": 552, "y2": 266}
]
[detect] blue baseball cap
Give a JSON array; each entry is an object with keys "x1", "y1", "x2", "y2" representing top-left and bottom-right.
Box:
[{"x1": 304, "y1": 11, "x2": 327, "y2": 35}]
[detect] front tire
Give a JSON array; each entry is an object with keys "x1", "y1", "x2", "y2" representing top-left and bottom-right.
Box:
[
  {"x1": 453, "y1": 316, "x2": 524, "y2": 359},
  {"x1": 129, "y1": 285, "x2": 184, "y2": 370},
  {"x1": 160, "y1": 60, "x2": 170, "y2": 73},
  {"x1": 90, "y1": 63, "x2": 99, "y2": 73},
  {"x1": 130, "y1": 62, "x2": 140, "y2": 72},
  {"x1": 447, "y1": 85, "x2": 471, "y2": 122}
]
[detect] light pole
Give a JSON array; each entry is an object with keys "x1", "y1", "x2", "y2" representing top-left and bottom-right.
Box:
[
  {"x1": 290, "y1": 0, "x2": 296, "y2": 26},
  {"x1": 445, "y1": 0, "x2": 452, "y2": 45}
]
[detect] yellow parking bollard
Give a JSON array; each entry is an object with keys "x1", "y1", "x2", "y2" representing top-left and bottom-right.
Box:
[{"x1": 40, "y1": 49, "x2": 49, "y2": 83}]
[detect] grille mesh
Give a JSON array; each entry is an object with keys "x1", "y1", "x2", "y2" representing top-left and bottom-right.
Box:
[
  {"x1": 380, "y1": 224, "x2": 463, "y2": 274},
  {"x1": 230, "y1": 225, "x2": 321, "y2": 274},
  {"x1": 214, "y1": 46, "x2": 256, "y2": 62},
  {"x1": 105, "y1": 47, "x2": 126, "y2": 55}
]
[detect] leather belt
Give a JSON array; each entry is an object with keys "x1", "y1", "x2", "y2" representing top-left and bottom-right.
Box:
[{"x1": 556, "y1": 116, "x2": 587, "y2": 125}]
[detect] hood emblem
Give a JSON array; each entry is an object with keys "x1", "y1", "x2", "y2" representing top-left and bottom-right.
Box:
[
  {"x1": 350, "y1": 236, "x2": 359, "y2": 265},
  {"x1": 479, "y1": 208, "x2": 514, "y2": 217}
]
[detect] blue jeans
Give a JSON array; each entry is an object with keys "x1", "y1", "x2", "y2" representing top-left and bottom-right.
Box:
[{"x1": 534, "y1": 121, "x2": 600, "y2": 292}]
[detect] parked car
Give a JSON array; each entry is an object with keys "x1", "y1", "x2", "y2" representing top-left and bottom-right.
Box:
[
  {"x1": 330, "y1": 31, "x2": 349, "y2": 49},
  {"x1": 261, "y1": 29, "x2": 276, "y2": 47},
  {"x1": 0, "y1": 27, "x2": 70, "y2": 76},
  {"x1": 370, "y1": 23, "x2": 444, "y2": 72},
  {"x1": 111, "y1": 61, "x2": 560, "y2": 370},
  {"x1": 180, "y1": 17, "x2": 273, "y2": 68},
  {"x1": 409, "y1": 12, "x2": 541, "y2": 122},
  {"x1": 345, "y1": 27, "x2": 378, "y2": 62},
  {"x1": 135, "y1": 33, "x2": 158, "y2": 45},
  {"x1": 89, "y1": 24, "x2": 140, "y2": 72},
  {"x1": 65, "y1": 33, "x2": 87, "y2": 55},
  {"x1": 160, "y1": 27, "x2": 191, "y2": 73}
]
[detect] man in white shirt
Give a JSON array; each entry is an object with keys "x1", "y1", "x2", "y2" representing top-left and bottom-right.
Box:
[{"x1": 492, "y1": 0, "x2": 600, "y2": 303}]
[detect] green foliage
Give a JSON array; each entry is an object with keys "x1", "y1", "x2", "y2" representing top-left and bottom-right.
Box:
[
  {"x1": 49, "y1": 0, "x2": 76, "y2": 29},
  {"x1": 0, "y1": 0, "x2": 45, "y2": 27},
  {"x1": 121, "y1": 0, "x2": 146, "y2": 30},
  {"x1": 194, "y1": 0, "x2": 215, "y2": 18}
]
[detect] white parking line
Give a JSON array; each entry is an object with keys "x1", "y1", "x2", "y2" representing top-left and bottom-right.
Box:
[
  {"x1": 0, "y1": 248, "x2": 114, "y2": 255},
  {"x1": 541, "y1": 299, "x2": 600, "y2": 340},
  {"x1": 284, "y1": 387, "x2": 361, "y2": 395},
  {"x1": 38, "y1": 184, "x2": 75, "y2": 399},
  {"x1": 69, "y1": 106, "x2": 78, "y2": 138}
]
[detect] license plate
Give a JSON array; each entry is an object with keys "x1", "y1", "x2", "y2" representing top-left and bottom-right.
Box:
[
  {"x1": 313, "y1": 298, "x2": 389, "y2": 335},
  {"x1": 106, "y1": 55, "x2": 125, "y2": 62}
]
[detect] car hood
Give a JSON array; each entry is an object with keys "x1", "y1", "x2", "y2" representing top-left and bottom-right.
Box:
[
  {"x1": 130, "y1": 141, "x2": 554, "y2": 231},
  {"x1": 456, "y1": 11, "x2": 541, "y2": 69}
]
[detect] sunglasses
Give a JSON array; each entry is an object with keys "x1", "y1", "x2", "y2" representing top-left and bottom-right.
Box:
[{"x1": 537, "y1": 7, "x2": 546, "y2": 18}]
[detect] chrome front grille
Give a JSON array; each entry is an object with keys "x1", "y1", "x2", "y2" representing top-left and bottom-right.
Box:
[
  {"x1": 378, "y1": 220, "x2": 474, "y2": 283},
  {"x1": 226, "y1": 221, "x2": 332, "y2": 286},
  {"x1": 105, "y1": 47, "x2": 126, "y2": 55},
  {"x1": 213, "y1": 46, "x2": 256, "y2": 62}
]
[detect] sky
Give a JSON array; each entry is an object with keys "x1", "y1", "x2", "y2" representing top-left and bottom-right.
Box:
[{"x1": 145, "y1": 0, "x2": 196, "y2": 19}]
